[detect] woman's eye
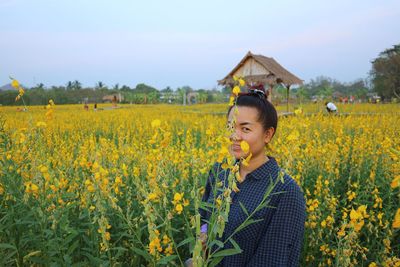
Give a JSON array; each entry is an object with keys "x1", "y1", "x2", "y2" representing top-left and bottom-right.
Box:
[{"x1": 242, "y1": 127, "x2": 250, "y2": 132}]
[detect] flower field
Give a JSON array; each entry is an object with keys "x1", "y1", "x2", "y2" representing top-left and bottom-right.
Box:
[{"x1": 0, "y1": 103, "x2": 399, "y2": 266}]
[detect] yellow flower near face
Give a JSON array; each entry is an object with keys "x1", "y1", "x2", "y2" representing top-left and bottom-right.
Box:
[
  {"x1": 228, "y1": 96, "x2": 235, "y2": 106},
  {"x1": 11, "y1": 79, "x2": 19, "y2": 89},
  {"x1": 393, "y1": 208, "x2": 400, "y2": 229},
  {"x1": 240, "y1": 140, "x2": 250, "y2": 154},
  {"x1": 232, "y1": 86, "x2": 241, "y2": 96}
]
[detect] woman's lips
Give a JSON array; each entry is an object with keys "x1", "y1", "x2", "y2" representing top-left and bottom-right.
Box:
[{"x1": 232, "y1": 144, "x2": 242, "y2": 152}]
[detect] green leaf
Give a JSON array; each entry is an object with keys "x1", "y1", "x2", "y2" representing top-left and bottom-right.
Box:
[
  {"x1": 132, "y1": 247, "x2": 152, "y2": 261},
  {"x1": 157, "y1": 255, "x2": 178, "y2": 265},
  {"x1": 229, "y1": 238, "x2": 241, "y2": 251},
  {"x1": 177, "y1": 236, "x2": 194, "y2": 248},
  {"x1": 239, "y1": 201, "x2": 249, "y2": 216},
  {"x1": 212, "y1": 248, "x2": 242, "y2": 258},
  {"x1": 234, "y1": 218, "x2": 263, "y2": 233},
  {"x1": 0, "y1": 243, "x2": 16, "y2": 250},
  {"x1": 208, "y1": 256, "x2": 224, "y2": 267},
  {"x1": 209, "y1": 239, "x2": 224, "y2": 248},
  {"x1": 23, "y1": 251, "x2": 41, "y2": 263}
]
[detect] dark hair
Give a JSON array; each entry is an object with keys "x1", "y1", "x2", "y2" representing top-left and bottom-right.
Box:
[{"x1": 228, "y1": 92, "x2": 278, "y2": 136}]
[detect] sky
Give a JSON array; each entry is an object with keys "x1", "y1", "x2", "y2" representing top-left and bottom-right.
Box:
[{"x1": 1, "y1": 0, "x2": 399, "y2": 89}]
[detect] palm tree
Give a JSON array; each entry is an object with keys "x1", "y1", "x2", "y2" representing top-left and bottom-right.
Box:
[
  {"x1": 66, "y1": 81, "x2": 73, "y2": 91},
  {"x1": 95, "y1": 81, "x2": 105, "y2": 90},
  {"x1": 73, "y1": 80, "x2": 82, "y2": 90}
]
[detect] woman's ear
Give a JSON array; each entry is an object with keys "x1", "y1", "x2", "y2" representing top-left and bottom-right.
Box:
[{"x1": 264, "y1": 127, "x2": 275, "y2": 144}]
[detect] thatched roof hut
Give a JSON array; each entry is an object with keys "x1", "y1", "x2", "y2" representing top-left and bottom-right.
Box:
[{"x1": 218, "y1": 51, "x2": 303, "y2": 110}]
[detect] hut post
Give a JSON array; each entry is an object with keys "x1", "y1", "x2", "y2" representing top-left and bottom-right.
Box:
[
  {"x1": 267, "y1": 84, "x2": 273, "y2": 103},
  {"x1": 286, "y1": 84, "x2": 291, "y2": 112}
]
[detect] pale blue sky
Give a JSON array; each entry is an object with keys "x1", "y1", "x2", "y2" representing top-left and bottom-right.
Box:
[{"x1": 1, "y1": 0, "x2": 399, "y2": 89}]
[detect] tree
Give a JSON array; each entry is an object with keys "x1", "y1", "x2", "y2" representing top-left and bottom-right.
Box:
[
  {"x1": 72, "y1": 80, "x2": 82, "y2": 90},
  {"x1": 370, "y1": 44, "x2": 400, "y2": 99},
  {"x1": 66, "y1": 81, "x2": 73, "y2": 91},
  {"x1": 134, "y1": 83, "x2": 158, "y2": 94},
  {"x1": 296, "y1": 86, "x2": 310, "y2": 104},
  {"x1": 95, "y1": 81, "x2": 107, "y2": 90}
]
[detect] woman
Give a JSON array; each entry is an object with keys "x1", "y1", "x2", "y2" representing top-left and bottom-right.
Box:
[{"x1": 199, "y1": 89, "x2": 306, "y2": 266}]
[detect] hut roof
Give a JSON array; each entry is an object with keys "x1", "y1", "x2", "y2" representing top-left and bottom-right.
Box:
[{"x1": 218, "y1": 51, "x2": 303, "y2": 86}]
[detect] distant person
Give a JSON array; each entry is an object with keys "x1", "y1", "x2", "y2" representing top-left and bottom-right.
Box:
[
  {"x1": 94, "y1": 103, "x2": 97, "y2": 111},
  {"x1": 325, "y1": 101, "x2": 337, "y2": 113}
]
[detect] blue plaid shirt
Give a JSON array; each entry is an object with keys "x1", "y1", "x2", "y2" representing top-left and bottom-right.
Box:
[{"x1": 199, "y1": 157, "x2": 306, "y2": 267}]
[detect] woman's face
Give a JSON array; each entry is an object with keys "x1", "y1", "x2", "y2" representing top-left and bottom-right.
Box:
[{"x1": 228, "y1": 106, "x2": 274, "y2": 160}]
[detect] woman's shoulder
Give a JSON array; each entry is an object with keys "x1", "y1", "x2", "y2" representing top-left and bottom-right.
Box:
[{"x1": 276, "y1": 173, "x2": 305, "y2": 207}]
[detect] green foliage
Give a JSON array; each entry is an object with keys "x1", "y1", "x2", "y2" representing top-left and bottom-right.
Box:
[{"x1": 370, "y1": 44, "x2": 400, "y2": 100}]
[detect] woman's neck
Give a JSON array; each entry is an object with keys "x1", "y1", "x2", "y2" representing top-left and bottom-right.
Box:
[{"x1": 239, "y1": 154, "x2": 269, "y2": 180}]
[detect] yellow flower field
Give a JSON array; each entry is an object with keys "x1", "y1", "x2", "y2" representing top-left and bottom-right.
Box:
[{"x1": 0, "y1": 103, "x2": 399, "y2": 266}]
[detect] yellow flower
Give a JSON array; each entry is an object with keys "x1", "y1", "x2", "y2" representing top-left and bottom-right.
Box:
[
  {"x1": 148, "y1": 192, "x2": 158, "y2": 202},
  {"x1": 294, "y1": 108, "x2": 303, "y2": 115},
  {"x1": 36, "y1": 121, "x2": 47, "y2": 128},
  {"x1": 287, "y1": 130, "x2": 300, "y2": 141},
  {"x1": 151, "y1": 119, "x2": 161, "y2": 128},
  {"x1": 241, "y1": 153, "x2": 252, "y2": 167},
  {"x1": 228, "y1": 96, "x2": 235, "y2": 106},
  {"x1": 25, "y1": 182, "x2": 39, "y2": 194},
  {"x1": 232, "y1": 86, "x2": 241, "y2": 96},
  {"x1": 350, "y1": 208, "x2": 361, "y2": 220},
  {"x1": 240, "y1": 140, "x2": 250, "y2": 154},
  {"x1": 39, "y1": 165, "x2": 48, "y2": 173},
  {"x1": 148, "y1": 237, "x2": 162, "y2": 255},
  {"x1": 175, "y1": 203, "x2": 183, "y2": 214},
  {"x1": 105, "y1": 231, "x2": 111, "y2": 241},
  {"x1": 393, "y1": 208, "x2": 400, "y2": 229},
  {"x1": 391, "y1": 175, "x2": 400, "y2": 188},
  {"x1": 162, "y1": 234, "x2": 170, "y2": 245},
  {"x1": 239, "y1": 78, "x2": 245, "y2": 87},
  {"x1": 173, "y1": 192, "x2": 183, "y2": 202},
  {"x1": 164, "y1": 244, "x2": 173, "y2": 256},
  {"x1": 183, "y1": 199, "x2": 190, "y2": 206},
  {"x1": 232, "y1": 181, "x2": 240, "y2": 193},
  {"x1": 11, "y1": 79, "x2": 19, "y2": 89}
]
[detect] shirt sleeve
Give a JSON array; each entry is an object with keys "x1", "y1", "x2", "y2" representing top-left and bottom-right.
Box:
[{"x1": 246, "y1": 181, "x2": 306, "y2": 267}]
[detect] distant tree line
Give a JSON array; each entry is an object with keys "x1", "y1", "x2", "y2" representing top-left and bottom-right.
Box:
[
  {"x1": 0, "y1": 82, "x2": 226, "y2": 106},
  {"x1": 1, "y1": 43, "x2": 398, "y2": 105}
]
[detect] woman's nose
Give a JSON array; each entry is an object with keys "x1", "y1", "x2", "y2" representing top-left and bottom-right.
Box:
[{"x1": 230, "y1": 130, "x2": 241, "y2": 141}]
